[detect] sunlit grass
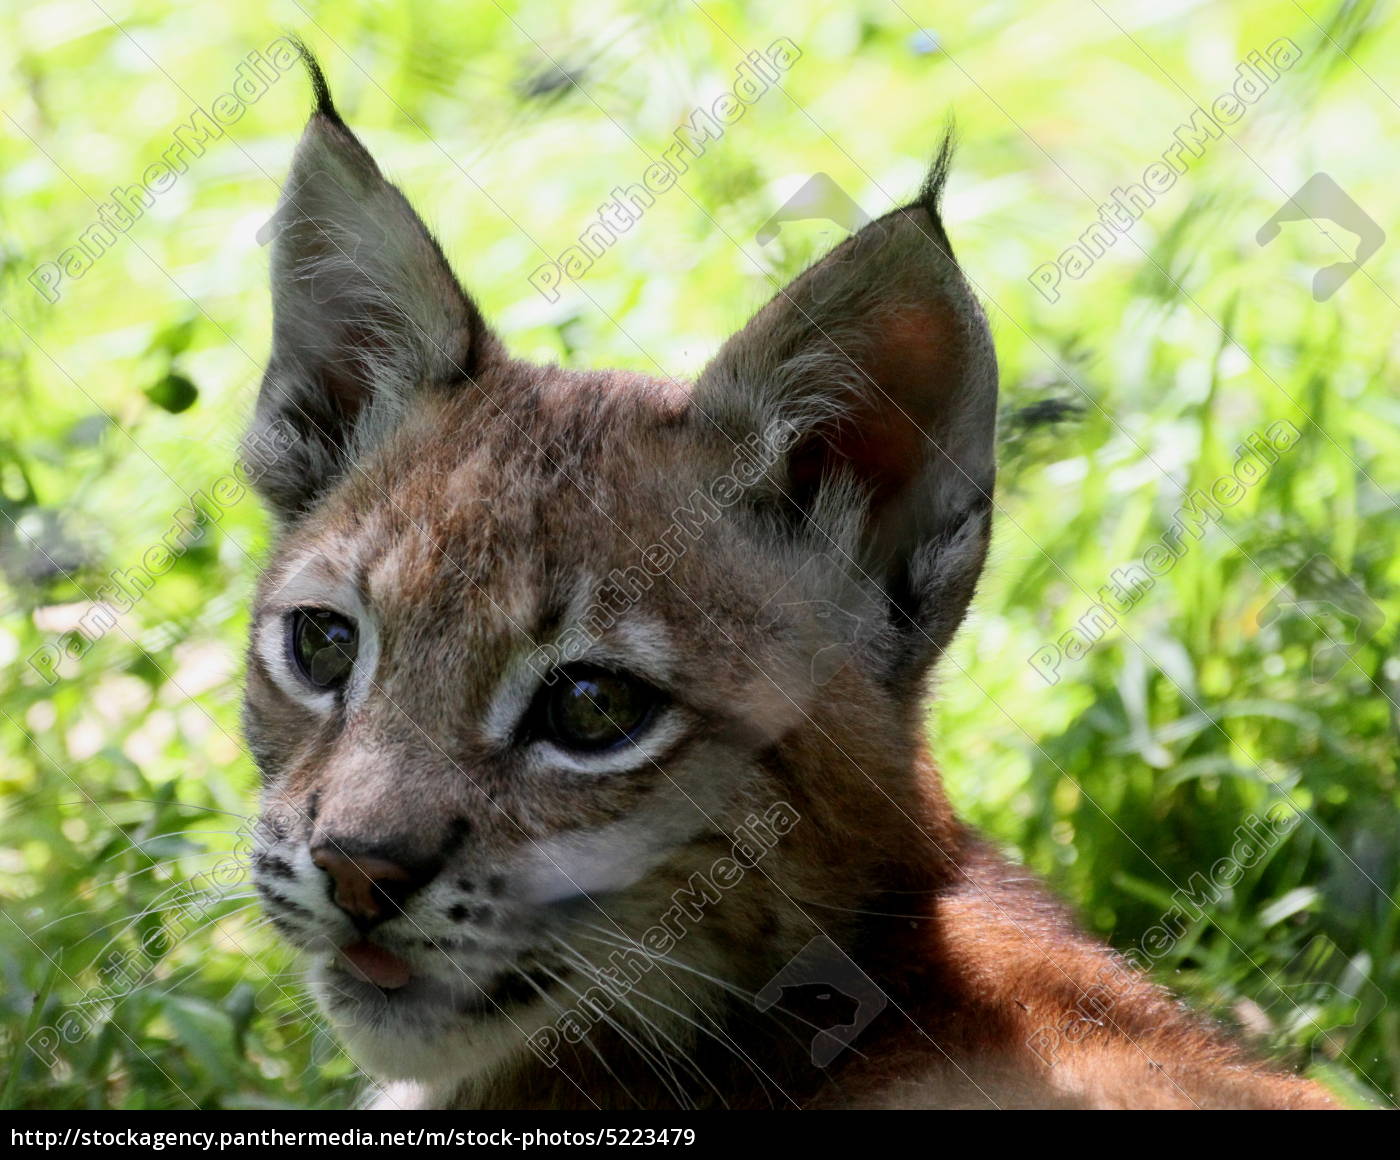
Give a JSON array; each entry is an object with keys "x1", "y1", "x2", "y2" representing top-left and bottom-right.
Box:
[{"x1": 2, "y1": 0, "x2": 1396, "y2": 1108}]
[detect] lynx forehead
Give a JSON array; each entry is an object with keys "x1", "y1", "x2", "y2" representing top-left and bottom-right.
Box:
[{"x1": 243, "y1": 49, "x2": 1333, "y2": 1110}]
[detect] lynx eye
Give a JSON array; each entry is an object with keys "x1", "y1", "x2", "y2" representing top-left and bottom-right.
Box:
[
  {"x1": 287, "y1": 608, "x2": 358, "y2": 692},
  {"x1": 536, "y1": 666, "x2": 661, "y2": 753}
]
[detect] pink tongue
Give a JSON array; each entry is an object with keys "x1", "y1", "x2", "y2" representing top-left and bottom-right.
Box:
[{"x1": 340, "y1": 940, "x2": 413, "y2": 989}]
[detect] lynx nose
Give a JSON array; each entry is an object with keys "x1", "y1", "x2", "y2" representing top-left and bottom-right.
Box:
[{"x1": 311, "y1": 843, "x2": 435, "y2": 931}]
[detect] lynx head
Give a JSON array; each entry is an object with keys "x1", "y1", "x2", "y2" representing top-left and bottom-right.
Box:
[{"x1": 243, "y1": 57, "x2": 996, "y2": 1104}]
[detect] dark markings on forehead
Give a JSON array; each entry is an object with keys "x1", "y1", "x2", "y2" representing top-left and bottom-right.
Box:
[
  {"x1": 368, "y1": 539, "x2": 554, "y2": 654},
  {"x1": 356, "y1": 368, "x2": 691, "y2": 522},
  {"x1": 296, "y1": 364, "x2": 701, "y2": 666}
]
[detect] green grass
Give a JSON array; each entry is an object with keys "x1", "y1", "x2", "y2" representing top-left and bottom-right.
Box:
[{"x1": 2, "y1": 0, "x2": 1396, "y2": 1109}]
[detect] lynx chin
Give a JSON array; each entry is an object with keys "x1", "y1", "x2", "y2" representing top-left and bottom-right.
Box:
[{"x1": 242, "y1": 47, "x2": 1336, "y2": 1110}]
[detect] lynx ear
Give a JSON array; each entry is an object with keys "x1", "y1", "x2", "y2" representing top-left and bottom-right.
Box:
[
  {"x1": 246, "y1": 50, "x2": 494, "y2": 520},
  {"x1": 696, "y1": 144, "x2": 998, "y2": 673}
]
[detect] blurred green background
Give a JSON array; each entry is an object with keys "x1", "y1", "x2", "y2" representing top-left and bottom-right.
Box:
[{"x1": 2, "y1": 0, "x2": 1397, "y2": 1109}]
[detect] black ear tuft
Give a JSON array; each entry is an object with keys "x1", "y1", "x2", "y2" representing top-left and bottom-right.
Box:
[
  {"x1": 287, "y1": 36, "x2": 340, "y2": 122},
  {"x1": 916, "y1": 128, "x2": 955, "y2": 219},
  {"x1": 280, "y1": 36, "x2": 334, "y2": 122},
  {"x1": 246, "y1": 46, "x2": 498, "y2": 523}
]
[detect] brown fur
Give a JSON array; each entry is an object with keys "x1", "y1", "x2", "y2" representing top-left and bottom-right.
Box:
[{"x1": 241, "y1": 52, "x2": 1336, "y2": 1110}]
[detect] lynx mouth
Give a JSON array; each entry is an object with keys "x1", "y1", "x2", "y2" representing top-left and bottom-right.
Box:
[
  {"x1": 317, "y1": 948, "x2": 563, "y2": 1025},
  {"x1": 338, "y1": 939, "x2": 413, "y2": 989}
]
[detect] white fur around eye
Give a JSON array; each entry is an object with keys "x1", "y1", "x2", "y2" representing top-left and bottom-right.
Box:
[
  {"x1": 254, "y1": 557, "x2": 379, "y2": 715},
  {"x1": 483, "y1": 658, "x2": 685, "y2": 777},
  {"x1": 536, "y1": 706, "x2": 688, "y2": 777},
  {"x1": 484, "y1": 610, "x2": 684, "y2": 776},
  {"x1": 254, "y1": 612, "x2": 341, "y2": 715}
]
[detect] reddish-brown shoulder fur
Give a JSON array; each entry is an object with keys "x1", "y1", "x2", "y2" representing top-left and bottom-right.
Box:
[{"x1": 810, "y1": 756, "x2": 1337, "y2": 1109}]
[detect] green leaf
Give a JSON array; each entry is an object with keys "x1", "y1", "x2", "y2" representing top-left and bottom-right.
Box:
[{"x1": 144, "y1": 373, "x2": 199, "y2": 414}]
